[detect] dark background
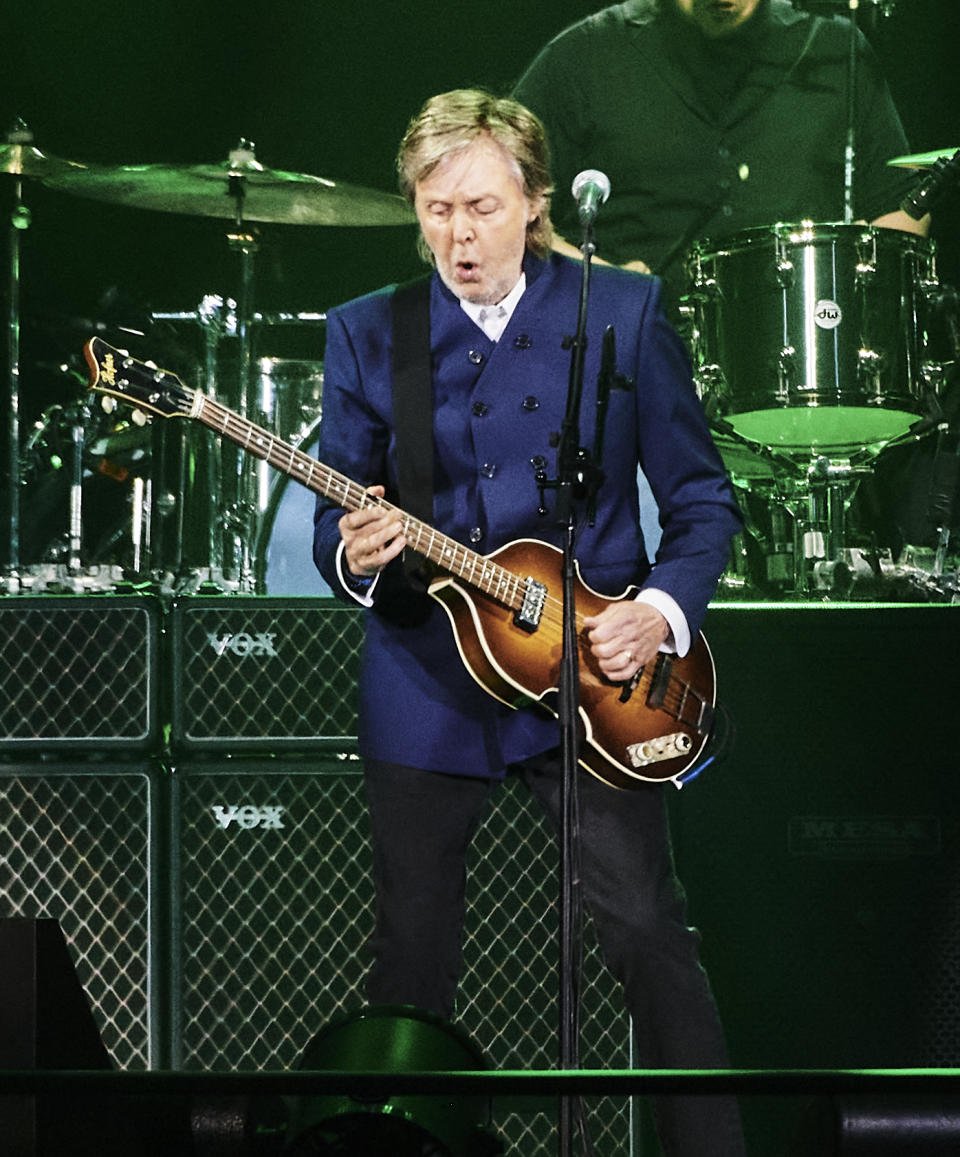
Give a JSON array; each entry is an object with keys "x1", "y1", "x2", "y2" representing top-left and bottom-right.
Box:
[
  {"x1": 4, "y1": 0, "x2": 960, "y2": 425},
  {"x1": 4, "y1": 6, "x2": 960, "y2": 1152}
]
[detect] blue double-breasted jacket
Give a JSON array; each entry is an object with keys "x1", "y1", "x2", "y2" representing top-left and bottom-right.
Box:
[{"x1": 313, "y1": 253, "x2": 741, "y2": 776}]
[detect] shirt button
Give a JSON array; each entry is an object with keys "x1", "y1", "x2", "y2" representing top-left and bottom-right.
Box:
[
  {"x1": 521, "y1": 395, "x2": 540, "y2": 411},
  {"x1": 480, "y1": 463, "x2": 498, "y2": 479},
  {"x1": 718, "y1": 145, "x2": 731, "y2": 159},
  {"x1": 722, "y1": 205, "x2": 734, "y2": 217},
  {"x1": 472, "y1": 401, "x2": 489, "y2": 417},
  {"x1": 513, "y1": 334, "x2": 533, "y2": 349},
  {"x1": 467, "y1": 349, "x2": 484, "y2": 365},
  {"x1": 469, "y1": 527, "x2": 484, "y2": 543}
]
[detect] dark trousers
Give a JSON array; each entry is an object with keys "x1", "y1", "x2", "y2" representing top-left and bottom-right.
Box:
[{"x1": 363, "y1": 751, "x2": 746, "y2": 1157}]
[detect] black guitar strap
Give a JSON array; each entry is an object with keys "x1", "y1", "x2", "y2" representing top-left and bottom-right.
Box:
[{"x1": 390, "y1": 275, "x2": 434, "y2": 588}]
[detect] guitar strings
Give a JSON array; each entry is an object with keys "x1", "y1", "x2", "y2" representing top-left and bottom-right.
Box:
[{"x1": 196, "y1": 393, "x2": 700, "y2": 723}]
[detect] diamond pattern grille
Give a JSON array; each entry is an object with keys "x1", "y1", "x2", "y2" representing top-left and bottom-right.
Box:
[
  {"x1": 172, "y1": 763, "x2": 634, "y2": 1155},
  {"x1": 171, "y1": 599, "x2": 362, "y2": 750},
  {"x1": 0, "y1": 598, "x2": 156, "y2": 750},
  {"x1": 0, "y1": 765, "x2": 154, "y2": 1070}
]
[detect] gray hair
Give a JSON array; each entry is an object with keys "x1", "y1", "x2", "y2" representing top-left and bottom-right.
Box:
[{"x1": 397, "y1": 89, "x2": 554, "y2": 261}]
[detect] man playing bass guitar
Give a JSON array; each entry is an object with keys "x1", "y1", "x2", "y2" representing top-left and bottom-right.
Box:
[{"x1": 312, "y1": 90, "x2": 745, "y2": 1157}]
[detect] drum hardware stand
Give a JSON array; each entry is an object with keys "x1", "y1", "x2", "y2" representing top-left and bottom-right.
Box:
[
  {"x1": 792, "y1": 0, "x2": 899, "y2": 222},
  {"x1": 2, "y1": 119, "x2": 31, "y2": 594},
  {"x1": 148, "y1": 143, "x2": 268, "y2": 596},
  {"x1": 17, "y1": 397, "x2": 126, "y2": 595},
  {"x1": 791, "y1": 455, "x2": 861, "y2": 594},
  {"x1": 217, "y1": 139, "x2": 264, "y2": 595}
]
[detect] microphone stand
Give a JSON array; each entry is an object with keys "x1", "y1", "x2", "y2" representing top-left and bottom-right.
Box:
[
  {"x1": 794, "y1": 0, "x2": 898, "y2": 220},
  {"x1": 843, "y1": 0, "x2": 859, "y2": 223},
  {"x1": 219, "y1": 141, "x2": 260, "y2": 592},
  {"x1": 3, "y1": 121, "x2": 32, "y2": 590},
  {"x1": 536, "y1": 218, "x2": 609, "y2": 1157}
]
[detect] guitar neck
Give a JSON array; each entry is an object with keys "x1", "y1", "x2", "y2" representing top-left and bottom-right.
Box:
[{"x1": 192, "y1": 394, "x2": 527, "y2": 610}]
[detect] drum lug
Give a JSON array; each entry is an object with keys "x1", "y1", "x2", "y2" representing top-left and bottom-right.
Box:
[
  {"x1": 694, "y1": 363, "x2": 726, "y2": 413},
  {"x1": 777, "y1": 346, "x2": 797, "y2": 397},
  {"x1": 855, "y1": 230, "x2": 879, "y2": 282},
  {"x1": 775, "y1": 256, "x2": 794, "y2": 288},
  {"x1": 857, "y1": 347, "x2": 885, "y2": 393}
]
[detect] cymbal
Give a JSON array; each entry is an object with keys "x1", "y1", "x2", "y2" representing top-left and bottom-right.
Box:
[
  {"x1": 0, "y1": 141, "x2": 86, "y2": 179},
  {"x1": 43, "y1": 158, "x2": 417, "y2": 226},
  {"x1": 888, "y1": 147, "x2": 959, "y2": 170}
]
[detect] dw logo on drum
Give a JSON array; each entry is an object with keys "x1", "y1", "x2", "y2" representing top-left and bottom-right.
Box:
[
  {"x1": 204, "y1": 631, "x2": 280, "y2": 659},
  {"x1": 814, "y1": 298, "x2": 843, "y2": 329}
]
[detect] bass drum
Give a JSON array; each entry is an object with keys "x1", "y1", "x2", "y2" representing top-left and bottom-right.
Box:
[
  {"x1": 686, "y1": 222, "x2": 938, "y2": 453},
  {"x1": 256, "y1": 413, "x2": 332, "y2": 597}
]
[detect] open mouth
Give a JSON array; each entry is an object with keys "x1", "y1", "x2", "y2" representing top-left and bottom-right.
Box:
[{"x1": 704, "y1": 1, "x2": 738, "y2": 18}]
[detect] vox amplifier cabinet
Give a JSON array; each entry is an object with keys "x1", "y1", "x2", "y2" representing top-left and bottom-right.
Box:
[
  {"x1": 168, "y1": 761, "x2": 635, "y2": 1157},
  {"x1": 0, "y1": 596, "x2": 159, "y2": 754},
  {"x1": 0, "y1": 762, "x2": 163, "y2": 1070},
  {"x1": 168, "y1": 598, "x2": 363, "y2": 754}
]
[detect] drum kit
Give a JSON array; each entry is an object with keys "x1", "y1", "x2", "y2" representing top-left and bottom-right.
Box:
[
  {"x1": 0, "y1": 123, "x2": 415, "y2": 596},
  {"x1": 2, "y1": 116, "x2": 959, "y2": 602},
  {"x1": 682, "y1": 147, "x2": 960, "y2": 602}
]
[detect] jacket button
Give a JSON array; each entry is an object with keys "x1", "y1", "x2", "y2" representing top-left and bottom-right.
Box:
[
  {"x1": 513, "y1": 334, "x2": 532, "y2": 349},
  {"x1": 480, "y1": 463, "x2": 498, "y2": 479},
  {"x1": 467, "y1": 349, "x2": 484, "y2": 365},
  {"x1": 472, "y1": 401, "x2": 489, "y2": 417},
  {"x1": 521, "y1": 395, "x2": 540, "y2": 411},
  {"x1": 469, "y1": 527, "x2": 484, "y2": 543}
]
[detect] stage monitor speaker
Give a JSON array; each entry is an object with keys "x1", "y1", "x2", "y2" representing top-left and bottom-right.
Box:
[
  {"x1": 168, "y1": 597, "x2": 362, "y2": 753},
  {"x1": 169, "y1": 759, "x2": 636, "y2": 1157},
  {"x1": 0, "y1": 918, "x2": 112, "y2": 1157},
  {"x1": 0, "y1": 762, "x2": 162, "y2": 1071},
  {"x1": 671, "y1": 604, "x2": 960, "y2": 1156},
  {"x1": 0, "y1": 917, "x2": 113, "y2": 1068},
  {"x1": 0, "y1": 595, "x2": 159, "y2": 754}
]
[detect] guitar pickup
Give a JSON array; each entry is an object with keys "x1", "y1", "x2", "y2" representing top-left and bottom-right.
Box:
[
  {"x1": 626, "y1": 732, "x2": 692, "y2": 769},
  {"x1": 514, "y1": 577, "x2": 546, "y2": 633}
]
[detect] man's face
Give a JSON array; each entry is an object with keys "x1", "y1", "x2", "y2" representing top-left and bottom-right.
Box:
[
  {"x1": 414, "y1": 136, "x2": 543, "y2": 306},
  {"x1": 674, "y1": 0, "x2": 762, "y2": 37}
]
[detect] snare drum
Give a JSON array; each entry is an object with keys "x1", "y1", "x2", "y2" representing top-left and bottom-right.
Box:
[{"x1": 685, "y1": 222, "x2": 937, "y2": 452}]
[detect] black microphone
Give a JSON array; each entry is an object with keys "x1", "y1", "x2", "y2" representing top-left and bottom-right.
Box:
[
  {"x1": 571, "y1": 169, "x2": 611, "y2": 225},
  {"x1": 901, "y1": 150, "x2": 960, "y2": 221}
]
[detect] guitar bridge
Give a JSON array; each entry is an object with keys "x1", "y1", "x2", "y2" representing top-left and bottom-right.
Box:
[{"x1": 514, "y1": 577, "x2": 546, "y2": 633}]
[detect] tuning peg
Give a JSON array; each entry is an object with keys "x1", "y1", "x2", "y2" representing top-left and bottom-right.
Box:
[
  {"x1": 100, "y1": 395, "x2": 117, "y2": 414},
  {"x1": 131, "y1": 409, "x2": 148, "y2": 426}
]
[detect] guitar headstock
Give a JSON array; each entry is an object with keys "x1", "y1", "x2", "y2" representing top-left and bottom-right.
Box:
[{"x1": 84, "y1": 336, "x2": 198, "y2": 420}]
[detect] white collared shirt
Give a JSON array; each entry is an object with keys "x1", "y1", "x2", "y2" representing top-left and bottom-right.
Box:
[{"x1": 459, "y1": 274, "x2": 527, "y2": 342}]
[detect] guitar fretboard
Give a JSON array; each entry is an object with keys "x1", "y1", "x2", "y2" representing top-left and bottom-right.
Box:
[{"x1": 193, "y1": 394, "x2": 529, "y2": 612}]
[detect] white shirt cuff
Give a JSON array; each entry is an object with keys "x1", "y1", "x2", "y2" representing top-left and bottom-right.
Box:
[
  {"x1": 336, "y1": 540, "x2": 379, "y2": 606},
  {"x1": 635, "y1": 588, "x2": 690, "y2": 657}
]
